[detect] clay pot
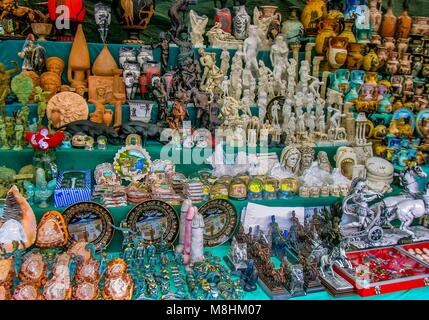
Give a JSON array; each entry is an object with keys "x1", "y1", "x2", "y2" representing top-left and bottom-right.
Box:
[
  {"x1": 362, "y1": 46, "x2": 379, "y2": 71},
  {"x1": 259, "y1": 5, "x2": 279, "y2": 17},
  {"x1": 46, "y1": 57, "x2": 65, "y2": 78},
  {"x1": 369, "y1": 0, "x2": 382, "y2": 35},
  {"x1": 347, "y1": 42, "x2": 364, "y2": 69},
  {"x1": 338, "y1": 19, "x2": 356, "y2": 43},
  {"x1": 92, "y1": 45, "x2": 118, "y2": 77},
  {"x1": 395, "y1": 3, "x2": 413, "y2": 39},
  {"x1": 411, "y1": 16, "x2": 429, "y2": 37},
  {"x1": 399, "y1": 53, "x2": 412, "y2": 75},
  {"x1": 377, "y1": 46, "x2": 388, "y2": 68},
  {"x1": 387, "y1": 52, "x2": 400, "y2": 74},
  {"x1": 31, "y1": 23, "x2": 53, "y2": 41},
  {"x1": 396, "y1": 38, "x2": 409, "y2": 57},
  {"x1": 370, "y1": 34, "x2": 382, "y2": 46},
  {"x1": 327, "y1": 37, "x2": 348, "y2": 69},
  {"x1": 364, "y1": 71, "x2": 378, "y2": 85},
  {"x1": 315, "y1": 18, "x2": 339, "y2": 55},
  {"x1": 380, "y1": 0, "x2": 397, "y2": 38},
  {"x1": 383, "y1": 37, "x2": 396, "y2": 51},
  {"x1": 402, "y1": 75, "x2": 414, "y2": 93},
  {"x1": 113, "y1": 0, "x2": 155, "y2": 42},
  {"x1": 301, "y1": 0, "x2": 328, "y2": 37}
]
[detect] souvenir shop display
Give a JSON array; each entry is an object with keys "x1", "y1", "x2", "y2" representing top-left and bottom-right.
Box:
[{"x1": 1, "y1": 0, "x2": 429, "y2": 301}]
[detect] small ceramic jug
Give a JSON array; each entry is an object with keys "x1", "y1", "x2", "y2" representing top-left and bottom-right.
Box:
[
  {"x1": 347, "y1": 42, "x2": 364, "y2": 69},
  {"x1": 327, "y1": 37, "x2": 349, "y2": 69}
]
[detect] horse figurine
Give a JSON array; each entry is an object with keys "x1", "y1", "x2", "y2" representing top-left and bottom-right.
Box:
[
  {"x1": 372, "y1": 165, "x2": 428, "y2": 235},
  {"x1": 319, "y1": 243, "x2": 352, "y2": 278}
]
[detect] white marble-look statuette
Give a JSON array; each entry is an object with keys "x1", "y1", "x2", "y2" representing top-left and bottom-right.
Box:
[{"x1": 189, "y1": 10, "x2": 209, "y2": 47}]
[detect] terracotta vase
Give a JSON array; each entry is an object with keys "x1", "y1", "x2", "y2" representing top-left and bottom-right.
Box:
[
  {"x1": 67, "y1": 24, "x2": 91, "y2": 94},
  {"x1": 387, "y1": 51, "x2": 400, "y2": 74},
  {"x1": 338, "y1": 19, "x2": 356, "y2": 43},
  {"x1": 92, "y1": 45, "x2": 118, "y2": 77},
  {"x1": 383, "y1": 37, "x2": 396, "y2": 52},
  {"x1": 46, "y1": 57, "x2": 65, "y2": 78},
  {"x1": 315, "y1": 18, "x2": 339, "y2": 55},
  {"x1": 301, "y1": 0, "x2": 328, "y2": 37},
  {"x1": 369, "y1": 0, "x2": 382, "y2": 35},
  {"x1": 402, "y1": 75, "x2": 414, "y2": 93},
  {"x1": 377, "y1": 46, "x2": 388, "y2": 68},
  {"x1": 370, "y1": 34, "x2": 382, "y2": 46},
  {"x1": 380, "y1": 0, "x2": 397, "y2": 38},
  {"x1": 327, "y1": 37, "x2": 348, "y2": 69},
  {"x1": 214, "y1": 8, "x2": 232, "y2": 33},
  {"x1": 411, "y1": 17, "x2": 429, "y2": 37},
  {"x1": 395, "y1": 0, "x2": 413, "y2": 39},
  {"x1": 347, "y1": 42, "x2": 364, "y2": 69},
  {"x1": 396, "y1": 38, "x2": 410, "y2": 57},
  {"x1": 399, "y1": 53, "x2": 412, "y2": 75},
  {"x1": 112, "y1": 0, "x2": 155, "y2": 42}
]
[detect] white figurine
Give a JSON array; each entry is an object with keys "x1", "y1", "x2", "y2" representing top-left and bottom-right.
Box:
[
  {"x1": 270, "y1": 35, "x2": 289, "y2": 67},
  {"x1": 253, "y1": 6, "x2": 281, "y2": 49},
  {"x1": 243, "y1": 25, "x2": 261, "y2": 75},
  {"x1": 328, "y1": 107, "x2": 342, "y2": 129},
  {"x1": 248, "y1": 128, "x2": 257, "y2": 147},
  {"x1": 242, "y1": 89, "x2": 253, "y2": 116},
  {"x1": 317, "y1": 115, "x2": 326, "y2": 133},
  {"x1": 221, "y1": 76, "x2": 230, "y2": 97},
  {"x1": 189, "y1": 10, "x2": 209, "y2": 47},
  {"x1": 259, "y1": 128, "x2": 269, "y2": 147},
  {"x1": 257, "y1": 89, "x2": 268, "y2": 121},
  {"x1": 271, "y1": 100, "x2": 281, "y2": 128},
  {"x1": 190, "y1": 207, "x2": 205, "y2": 263},
  {"x1": 287, "y1": 112, "x2": 296, "y2": 135},
  {"x1": 249, "y1": 77, "x2": 257, "y2": 103},
  {"x1": 298, "y1": 114, "x2": 306, "y2": 132},
  {"x1": 242, "y1": 66, "x2": 253, "y2": 90},
  {"x1": 220, "y1": 48, "x2": 230, "y2": 76},
  {"x1": 176, "y1": 199, "x2": 193, "y2": 254},
  {"x1": 306, "y1": 111, "x2": 316, "y2": 133}
]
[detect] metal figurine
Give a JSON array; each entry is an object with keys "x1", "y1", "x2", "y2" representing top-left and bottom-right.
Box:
[
  {"x1": 168, "y1": 0, "x2": 195, "y2": 39},
  {"x1": 151, "y1": 32, "x2": 170, "y2": 74}
]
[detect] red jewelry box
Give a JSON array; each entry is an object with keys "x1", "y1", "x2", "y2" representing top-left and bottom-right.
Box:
[
  {"x1": 397, "y1": 241, "x2": 429, "y2": 267},
  {"x1": 333, "y1": 247, "x2": 429, "y2": 297}
]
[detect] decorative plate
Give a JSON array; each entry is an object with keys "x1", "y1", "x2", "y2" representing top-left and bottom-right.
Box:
[
  {"x1": 113, "y1": 145, "x2": 152, "y2": 182},
  {"x1": 126, "y1": 200, "x2": 179, "y2": 245},
  {"x1": 62, "y1": 202, "x2": 115, "y2": 251},
  {"x1": 198, "y1": 199, "x2": 238, "y2": 247}
]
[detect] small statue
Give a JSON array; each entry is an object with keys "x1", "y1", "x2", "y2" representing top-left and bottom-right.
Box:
[
  {"x1": 168, "y1": 0, "x2": 194, "y2": 39},
  {"x1": 240, "y1": 259, "x2": 258, "y2": 291},
  {"x1": 0, "y1": 117, "x2": 10, "y2": 149},
  {"x1": 167, "y1": 91, "x2": 188, "y2": 129},
  {"x1": 24, "y1": 168, "x2": 57, "y2": 208},
  {"x1": 13, "y1": 119, "x2": 24, "y2": 151},
  {"x1": 152, "y1": 77, "x2": 169, "y2": 122},
  {"x1": 189, "y1": 10, "x2": 208, "y2": 47},
  {"x1": 243, "y1": 25, "x2": 261, "y2": 75},
  {"x1": 18, "y1": 34, "x2": 46, "y2": 75},
  {"x1": 123, "y1": 63, "x2": 140, "y2": 100},
  {"x1": 0, "y1": 61, "x2": 19, "y2": 119},
  {"x1": 220, "y1": 48, "x2": 230, "y2": 76},
  {"x1": 34, "y1": 86, "x2": 50, "y2": 129},
  {"x1": 151, "y1": 32, "x2": 170, "y2": 74},
  {"x1": 317, "y1": 151, "x2": 332, "y2": 173}
]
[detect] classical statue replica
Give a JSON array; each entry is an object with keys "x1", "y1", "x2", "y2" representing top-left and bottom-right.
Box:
[
  {"x1": 0, "y1": 61, "x2": 19, "y2": 119},
  {"x1": 189, "y1": 9, "x2": 208, "y2": 47},
  {"x1": 206, "y1": 22, "x2": 243, "y2": 49},
  {"x1": 34, "y1": 86, "x2": 50, "y2": 129},
  {"x1": 270, "y1": 145, "x2": 302, "y2": 178},
  {"x1": 253, "y1": 6, "x2": 282, "y2": 49},
  {"x1": 199, "y1": 48, "x2": 223, "y2": 94},
  {"x1": 243, "y1": 25, "x2": 261, "y2": 75},
  {"x1": 151, "y1": 32, "x2": 170, "y2": 74}
]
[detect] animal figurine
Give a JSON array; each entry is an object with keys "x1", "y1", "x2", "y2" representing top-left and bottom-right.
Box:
[{"x1": 61, "y1": 120, "x2": 121, "y2": 145}]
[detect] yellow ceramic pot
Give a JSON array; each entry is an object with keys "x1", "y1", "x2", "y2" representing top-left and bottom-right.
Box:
[
  {"x1": 339, "y1": 20, "x2": 356, "y2": 43},
  {"x1": 326, "y1": 37, "x2": 348, "y2": 69},
  {"x1": 315, "y1": 18, "x2": 338, "y2": 55},
  {"x1": 364, "y1": 71, "x2": 378, "y2": 85},
  {"x1": 362, "y1": 47, "x2": 379, "y2": 71},
  {"x1": 346, "y1": 42, "x2": 364, "y2": 69},
  {"x1": 301, "y1": 0, "x2": 328, "y2": 37}
]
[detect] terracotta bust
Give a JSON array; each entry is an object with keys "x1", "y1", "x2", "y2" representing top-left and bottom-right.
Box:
[
  {"x1": 40, "y1": 72, "x2": 61, "y2": 101},
  {"x1": 46, "y1": 57, "x2": 65, "y2": 78}
]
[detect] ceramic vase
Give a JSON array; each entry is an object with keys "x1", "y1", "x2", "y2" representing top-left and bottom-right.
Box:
[
  {"x1": 339, "y1": 19, "x2": 356, "y2": 43},
  {"x1": 380, "y1": 0, "x2": 397, "y2": 38},
  {"x1": 301, "y1": 0, "x2": 328, "y2": 37},
  {"x1": 327, "y1": 37, "x2": 349, "y2": 69},
  {"x1": 347, "y1": 42, "x2": 364, "y2": 69},
  {"x1": 31, "y1": 23, "x2": 53, "y2": 41},
  {"x1": 395, "y1": 0, "x2": 413, "y2": 39},
  {"x1": 112, "y1": 0, "x2": 155, "y2": 43},
  {"x1": 397, "y1": 38, "x2": 410, "y2": 57},
  {"x1": 233, "y1": 5, "x2": 250, "y2": 40},
  {"x1": 383, "y1": 37, "x2": 396, "y2": 52},
  {"x1": 94, "y1": 2, "x2": 112, "y2": 43},
  {"x1": 387, "y1": 51, "x2": 400, "y2": 74},
  {"x1": 215, "y1": 8, "x2": 232, "y2": 33},
  {"x1": 369, "y1": 0, "x2": 382, "y2": 35},
  {"x1": 377, "y1": 46, "x2": 388, "y2": 69},
  {"x1": 362, "y1": 45, "x2": 379, "y2": 71},
  {"x1": 281, "y1": 6, "x2": 304, "y2": 44},
  {"x1": 399, "y1": 53, "x2": 412, "y2": 75},
  {"x1": 411, "y1": 17, "x2": 429, "y2": 37},
  {"x1": 315, "y1": 18, "x2": 339, "y2": 55},
  {"x1": 370, "y1": 34, "x2": 382, "y2": 46}
]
